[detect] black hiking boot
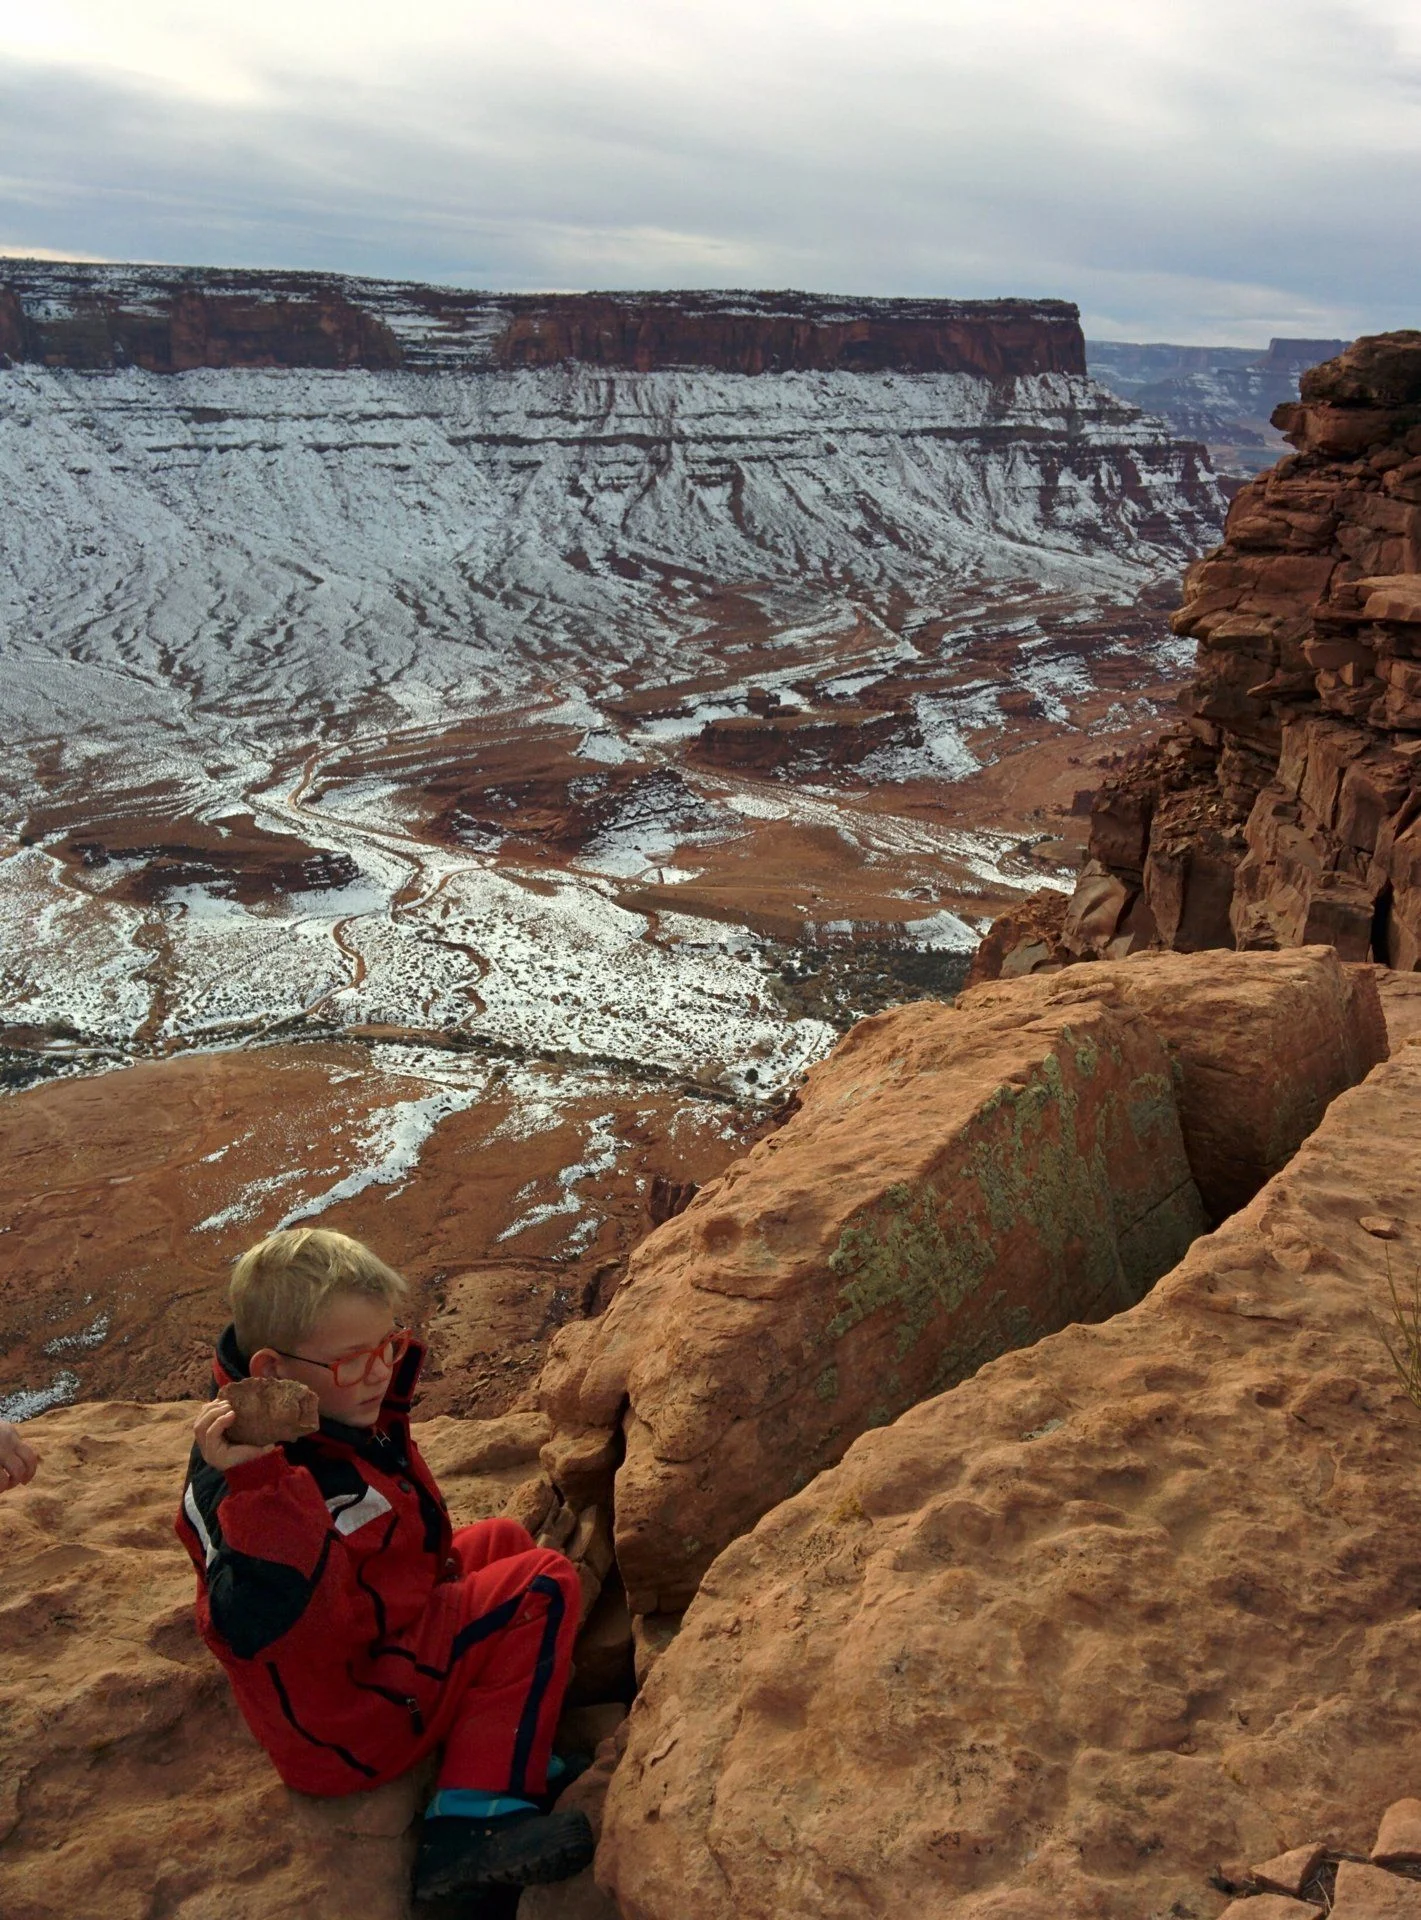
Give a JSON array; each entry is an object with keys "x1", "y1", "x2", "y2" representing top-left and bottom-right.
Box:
[{"x1": 413, "y1": 1807, "x2": 596, "y2": 1902}]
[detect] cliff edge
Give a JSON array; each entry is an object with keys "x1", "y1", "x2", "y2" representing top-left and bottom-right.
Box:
[
  {"x1": 977, "y1": 330, "x2": 1421, "y2": 978},
  {"x1": 0, "y1": 265, "x2": 1085, "y2": 377}
]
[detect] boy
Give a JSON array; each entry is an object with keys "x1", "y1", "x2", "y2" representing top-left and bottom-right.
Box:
[{"x1": 176, "y1": 1227, "x2": 592, "y2": 1902}]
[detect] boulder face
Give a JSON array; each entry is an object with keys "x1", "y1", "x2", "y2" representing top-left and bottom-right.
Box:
[
  {"x1": 538, "y1": 950, "x2": 1383, "y2": 1616},
  {"x1": 958, "y1": 946, "x2": 1387, "y2": 1222},
  {"x1": 598, "y1": 1041, "x2": 1421, "y2": 1920},
  {"x1": 980, "y1": 330, "x2": 1421, "y2": 977}
]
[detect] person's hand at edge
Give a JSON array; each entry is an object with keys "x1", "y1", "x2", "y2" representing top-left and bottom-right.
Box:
[{"x1": 0, "y1": 1418, "x2": 39, "y2": 1495}]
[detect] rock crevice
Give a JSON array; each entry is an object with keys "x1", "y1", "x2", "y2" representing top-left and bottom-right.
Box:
[{"x1": 537, "y1": 948, "x2": 1383, "y2": 1617}]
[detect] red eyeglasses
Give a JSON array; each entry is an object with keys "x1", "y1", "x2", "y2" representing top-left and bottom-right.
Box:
[{"x1": 272, "y1": 1330, "x2": 411, "y2": 1389}]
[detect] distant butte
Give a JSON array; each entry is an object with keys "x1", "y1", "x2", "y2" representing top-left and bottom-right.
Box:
[{"x1": 0, "y1": 262, "x2": 1085, "y2": 377}]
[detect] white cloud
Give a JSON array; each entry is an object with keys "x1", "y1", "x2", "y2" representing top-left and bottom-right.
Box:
[{"x1": 0, "y1": 0, "x2": 1416, "y2": 341}]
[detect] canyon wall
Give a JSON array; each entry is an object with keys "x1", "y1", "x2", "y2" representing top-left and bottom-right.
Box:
[
  {"x1": 1088, "y1": 335, "x2": 1350, "y2": 477},
  {"x1": 0, "y1": 265, "x2": 1084, "y2": 377},
  {"x1": 983, "y1": 331, "x2": 1421, "y2": 980},
  {"x1": 0, "y1": 263, "x2": 1221, "y2": 1115}
]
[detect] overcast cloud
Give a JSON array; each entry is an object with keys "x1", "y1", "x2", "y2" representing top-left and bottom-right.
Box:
[{"x1": 0, "y1": 0, "x2": 1417, "y2": 342}]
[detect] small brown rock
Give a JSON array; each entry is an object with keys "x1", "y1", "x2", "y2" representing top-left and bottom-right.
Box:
[
  {"x1": 537, "y1": 1500, "x2": 578, "y2": 1554},
  {"x1": 219, "y1": 1376, "x2": 319, "y2": 1446},
  {"x1": 1334, "y1": 1859, "x2": 1421, "y2": 1916},
  {"x1": 1362, "y1": 1215, "x2": 1401, "y2": 1239},
  {"x1": 1374, "y1": 1798, "x2": 1421, "y2": 1865},
  {"x1": 504, "y1": 1474, "x2": 558, "y2": 1537},
  {"x1": 1252, "y1": 1843, "x2": 1327, "y2": 1897},
  {"x1": 1218, "y1": 1898, "x2": 1323, "y2": 1920},
  {"x1": 540, "y1": 1425, "x2": 621, "y2": 1509}
]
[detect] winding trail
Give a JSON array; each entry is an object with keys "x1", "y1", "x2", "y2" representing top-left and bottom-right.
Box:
[{"x1": 250, "y1": 743, "x2": 494, "y2": 1034}]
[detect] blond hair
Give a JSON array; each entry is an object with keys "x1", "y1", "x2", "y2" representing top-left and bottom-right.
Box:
[{"x1": 230, "y1": 1228, "x2": 407, "y2": 1357}]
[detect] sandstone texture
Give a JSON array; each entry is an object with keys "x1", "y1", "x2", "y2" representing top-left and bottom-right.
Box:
[
  {"x1": 541, "y1": 981, "x2": 1210, "y2": 1615},
  {"x1": 0, "y1": 1398, "x2": 620, "y2": 1919},
  {"x1": 539, "y1": 950, "x2": 1381, "y2": 1617},
  {"x1": 218, "y1": 1375, "x2": 319, "y2": 1446},
  {"x1": 1374, "y1": 1799, "x2": 1421, "y2": 1865},
  {"x1": 598, "y1": 1042, "x2": 1421, "y2": 1919},
  {"x1": 978, "y1": 331, "x2": 1421, "y2": 977},
  {"x1": 959, "y1": 947, "x2": 1386, "y2": 1221}
]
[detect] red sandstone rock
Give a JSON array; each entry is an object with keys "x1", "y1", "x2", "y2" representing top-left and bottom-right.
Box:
[
  {"x1": 1031, "y1": 333, "x2": 1421, "y2": 969},
  {"x1": 1373, "y1": 1798, "x2": 1421, "y2": 1865},
  {"x1": 959, "y1": 947, "x2": 1386, "y2": 1221},
  {"x1": 0, "y1": 268, "x2": 1087, "y2": 380},
  {"x1": 11, "y1": 283, "x2": 402, "y2": 372},
  {"x1": 1221, "y1": 1896, "x2": 1321, "y2": 1912},
  {"x1": 1251, "y1": 1842, "x2": 1327, "y2": 1896},
  {"x1": 596, "y1": 1047, "x2": 1421, "y2": 1920},
  {"x1": 487, "y1": 292, "x2": 1086, "y2": 378},
  {"x1": 960, "y1": 887, "x2": 1069, "y2": 986},
  {"x1": 1219, "y1": 1899, "x2": 1323, "y2": 1920},
  {"x1": 1333, "y1": 1860, "x2": 1421, "y2": 1916},
  {"x1": 219, "y1": 1375, "x2": 319, "y2": 1446},
  {"x1": 540, "y1": 983, "x2": 1208, "y2": 1614}
]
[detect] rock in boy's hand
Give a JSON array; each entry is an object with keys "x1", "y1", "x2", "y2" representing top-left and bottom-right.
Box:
[
  {"x1": 0, "y1": 1418, "x2": 39, "y2": 1495},
  {"x1": 193, "y1": 1400, "x2": 276, "y2": 1473}
]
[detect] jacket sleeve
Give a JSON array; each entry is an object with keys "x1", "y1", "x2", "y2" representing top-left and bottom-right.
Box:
[{"x1": 179, "y1": 1448, "x2": 375, "y2": 1662}]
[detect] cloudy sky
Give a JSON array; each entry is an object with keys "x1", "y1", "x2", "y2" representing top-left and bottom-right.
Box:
[{"x1": 1, "y1": 0, "x2": 1417, "y2": 342}]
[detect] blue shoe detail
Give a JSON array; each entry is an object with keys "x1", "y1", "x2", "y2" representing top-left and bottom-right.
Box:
[{"x1": 426, "y1": 1788, "x2": 538, "y2": 1821}]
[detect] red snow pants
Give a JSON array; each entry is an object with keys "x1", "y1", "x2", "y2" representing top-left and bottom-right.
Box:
[{"x1": 421, "y1": 1518, "x2": 581, "y2": 1795}]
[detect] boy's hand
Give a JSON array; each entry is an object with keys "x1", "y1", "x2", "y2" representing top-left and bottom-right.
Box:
[
  {"x1": 0, "y1": 1419, "x2": 38, "y2": 1494},
  {"x1": 193, "y1": 1401, "x2": 277, "y2": 1473}
]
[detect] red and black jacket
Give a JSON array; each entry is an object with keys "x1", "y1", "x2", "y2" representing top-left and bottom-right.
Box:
[{"x1": 175, "y1": 1324, "x2": 456, "y2": 1793}]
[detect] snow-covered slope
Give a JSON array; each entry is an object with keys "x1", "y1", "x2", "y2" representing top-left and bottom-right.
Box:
[
  {"x1": 0, "y1": 304, "x2": 1224, "y2": 1102},
  {"x1": 0, "y1": 361, "x2": 1218, "y2": 801}
]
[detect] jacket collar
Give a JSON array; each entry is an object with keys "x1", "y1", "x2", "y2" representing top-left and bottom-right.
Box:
[{"x1": 211, "y1": 1321, "x2": 427, "y2": 1443}]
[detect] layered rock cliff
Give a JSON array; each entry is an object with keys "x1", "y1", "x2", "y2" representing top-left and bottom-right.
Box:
[
  {"x1": 1088, "y1": 335, "x2": 1350, "y2": 477},
  {"x1": 0, "y1": 265, "x2": 1222, "y2": 1101},
  {"x1": 0, "y1": 265, "x2": 1084, "y2": 377},
  {"x1": 985, "y1": 331, "x2": 1421, "y2": 979}
]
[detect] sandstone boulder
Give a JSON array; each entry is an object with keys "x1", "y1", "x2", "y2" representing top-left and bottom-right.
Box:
[
  {"x1": 542, "y1": 983, "x2": 1209, "y2": 1615},
  {"x1": 598, "y1": 1046, "x2": 1421, "y2": 1919},
  {"x1": 958, "y1": 946, "x2": 1387, "y2": 1221},
  {"x1": 960, "y1": 886, "x2": 1069, "y2": 987},
  {"x1": 1373, "y1": 1798, "x2": 1421, "y2": 1867}
]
